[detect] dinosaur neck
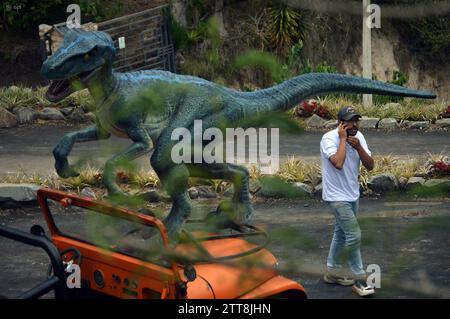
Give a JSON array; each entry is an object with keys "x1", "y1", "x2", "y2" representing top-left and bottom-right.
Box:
[{"x1": 85, "y1": 64, "x2": 119, "y2": 105}]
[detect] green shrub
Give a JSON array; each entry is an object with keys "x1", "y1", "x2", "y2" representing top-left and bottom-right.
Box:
[
  {"x1": 170, "y1": 15, "x2": 208, "y2": 51},
  {"x1": 259, "y1": 176, "x2": 310, "y2": 199},
  {"x1": 232, "y1": 49, "x2": 290, "y2": 84},
  {"x1": 178, "y1": 17, "x2": 225, "y2": 81},
  {"x1": 77, "y1": 0, "x2": 123, "y2": 22},
  {"x1": 265, "y1": 4, "x2": 306, "y2": 58}
]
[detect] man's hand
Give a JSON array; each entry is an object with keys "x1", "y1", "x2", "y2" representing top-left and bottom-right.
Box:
[
  {"x1": 347, "y1": 137, "x2": 375, "y2": 171},
  {"x1": 346, "y1": 136, "x2": 361, "y2": 150},
  {"x1": 329, "y1": 122, "x2": 348, "y2": 170},
  {"x1": 338, "y1": 122, "x2": 348, "y2": 139}
]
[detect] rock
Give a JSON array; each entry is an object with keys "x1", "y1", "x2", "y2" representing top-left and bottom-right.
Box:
[
  {"x1": 325, "y1": 120, "x2": 337, "y2": 129},
  {"x1": 405, "y1": 177, "x2": 425, "y2": 190},
  {"x1": 398, "y1": 177, "x2": 408, "y2": 190},
  {"x1": 378, "y1": 118, "x2": 399, "y2": 129},
  {"x1": 85, "y1": 112, "x2": 96, "y2": 123},
  {"x1": 196, "y1": 185, "x2": 217, "y2": 198},
  {"x1": 407, "y1": 121, "x2": 430, "y2": 130},
  {"x1": 139, "y1": 190, "x2": 161, "y2": 202},
  {"x1": 435, "y1": 118, "x2": 450, "y2": 128},
  {"x1": 0, "y1": 108, "x2": 18, "y2": 128},
  {"x1": 368, "y1": 173, "x2": 399, "y2": 193},
  {"x1": 423, "y1": 179, "x2": 450, "y2": 189},
  {"x1": 39, "y1": 107, "x2": 65, "y2": 120},
  {"x1": 359, "y1": 117, "x2": 380, "y2": 129},
  {"x1": 188, "y1": 187, "x2": 199, "y2": 199},
  {"x1": 80, "y1": 187, "x2": 96, "y2": 199},
  {"x1": 362, "y1": 188, "x2": 374, "y2": 197},
  {"x1": 400, "y1": 120, "x2": 411, "y2": 128},
  {"x1": 66, "y1": 108, "x2": 88, "y2": 123},
  {"x1": 306, "y1": 114, "x2": 328, "y2": 128},
  {"x1": 293, "y1": 182, "x2": 313, "y2": 195},
  {"x1": 0, "y1": 184, "x2": 41, "y2": 203},
  {"x1": 12, "y1": 106, "x2": 38, "y2": 124},
  {"x1": 313, "y1": 183, "x2": 322, "y2": 197},
  {"x1": 60, "y1": 107, "x2": 75, "y2": 117}
]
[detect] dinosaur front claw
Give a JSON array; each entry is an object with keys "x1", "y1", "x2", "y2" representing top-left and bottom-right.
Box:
[{"x1": 214, "y1": 199, "x2": 255, "y2": 227}]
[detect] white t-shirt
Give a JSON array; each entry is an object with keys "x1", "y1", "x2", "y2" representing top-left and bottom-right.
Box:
[{"x1": 320, "y1": 128, "x2": 371, "y2": 202}]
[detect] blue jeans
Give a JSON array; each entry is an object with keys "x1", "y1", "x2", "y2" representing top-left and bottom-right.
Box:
[{"x1": 326, "y1": 201, "x2": 366, "y2": 278}]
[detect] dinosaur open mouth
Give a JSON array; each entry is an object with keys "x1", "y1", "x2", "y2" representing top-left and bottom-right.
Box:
[
  {"x1": 46, "y1": 69, "x2": 98, "y2": 102},
  {"x1": 46, "y1": 79, "x2": 72, "y2": 102}
]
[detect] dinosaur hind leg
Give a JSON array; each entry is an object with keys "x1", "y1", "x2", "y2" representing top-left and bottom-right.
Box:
[
  {"x1": 187, "y1": 163, "x2": 254, "y2": 225},
  {"x1": 151, "y1": 149, "x2": 192, "y2": 242}
]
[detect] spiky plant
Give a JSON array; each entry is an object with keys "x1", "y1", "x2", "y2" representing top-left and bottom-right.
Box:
[
  {"x1": 278, "y1": 156, "x2": 308, "y2": 183},
  {"x1": 266, "y1": 5, "x2": 304, "y2": 57},
  {"x1": 0, "y1": 86, "x2": 35, "y2": 110}
]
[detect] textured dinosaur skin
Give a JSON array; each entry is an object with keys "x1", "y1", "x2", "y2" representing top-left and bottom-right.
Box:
[{"x1": 41, "y1": 30, "x2": 435, "y2": 241}]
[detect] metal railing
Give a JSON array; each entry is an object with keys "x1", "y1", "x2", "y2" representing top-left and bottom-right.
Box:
[{"x1": 41, "y1": 4, "x2": 175, "y2": 73}]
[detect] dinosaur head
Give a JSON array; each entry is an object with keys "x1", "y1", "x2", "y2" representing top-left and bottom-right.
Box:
[{"x1": 41, "y1": 30, "x2": 116, "y2": 102}]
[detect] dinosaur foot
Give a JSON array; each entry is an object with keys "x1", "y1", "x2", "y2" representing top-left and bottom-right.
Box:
[
  {"x1": 207, "y1": 200, "x2": 255, "y2": 231},
  {"x1": 55, "y1": 161, "x2": 80, "y2": 179}
]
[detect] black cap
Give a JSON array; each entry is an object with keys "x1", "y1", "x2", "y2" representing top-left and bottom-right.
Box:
[{"x1": 338, "y1": 106, "x2": 362, "y2": 121}]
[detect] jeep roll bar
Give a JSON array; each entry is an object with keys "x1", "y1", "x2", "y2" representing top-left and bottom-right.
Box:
[
  {"x1": 0, "y1": 225, "x2": 67, "y2": 299},
  {"x1": 36, "y1": 188, "x2": 182, "y2": 283}
]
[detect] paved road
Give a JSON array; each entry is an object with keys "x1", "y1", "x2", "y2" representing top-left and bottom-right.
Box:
[
  {"x1": 0, "y1": 124, "x2": 449, "y2": 175},
  {"x1": 1, "y1": 196, "x2": 449, "y2": 299}
]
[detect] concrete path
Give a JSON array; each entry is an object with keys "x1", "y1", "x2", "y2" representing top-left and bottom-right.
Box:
[{"x1": 0, "y1": 124, "x2": 449, "y2": 175}]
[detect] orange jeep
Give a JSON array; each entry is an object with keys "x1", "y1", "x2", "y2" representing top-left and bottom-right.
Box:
[{"x1": 0, "y1": 188, "x2": 306, "y2": 299}]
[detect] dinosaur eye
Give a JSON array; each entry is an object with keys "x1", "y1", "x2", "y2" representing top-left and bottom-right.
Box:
[{"x1": 83, "y1": 54, "x2": 90, "y2": 62}]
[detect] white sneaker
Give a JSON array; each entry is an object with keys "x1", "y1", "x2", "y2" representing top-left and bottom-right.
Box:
[
  {"x1": 352, "y1": 280, "x2": 375, "y2": 297},
  {"x1": 323, "y1": 272, "x2": 355, "y2": 286}
]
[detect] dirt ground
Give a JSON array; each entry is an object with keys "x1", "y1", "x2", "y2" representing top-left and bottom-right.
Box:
[{"x1": 1, "y1": 194, "x2": 449, "y2": 299}]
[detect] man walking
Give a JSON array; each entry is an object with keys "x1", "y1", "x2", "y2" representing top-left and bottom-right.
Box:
[{"x1": 320, "y1": 106, "x2": 375, "y2": 297}]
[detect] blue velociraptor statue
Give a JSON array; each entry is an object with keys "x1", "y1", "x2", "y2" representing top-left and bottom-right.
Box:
[{"x1": 41, "y1": 30, "x2": 435, "y2": 241}]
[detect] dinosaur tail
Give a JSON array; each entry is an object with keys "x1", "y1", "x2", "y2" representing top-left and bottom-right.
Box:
[{"x1": 235, "y1": 73, "x2": 436, "y2": 118}]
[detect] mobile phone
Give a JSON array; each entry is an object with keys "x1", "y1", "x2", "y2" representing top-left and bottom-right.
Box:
[{"x1": 341, "y1": 121, "x2": 358, "y2": 136}]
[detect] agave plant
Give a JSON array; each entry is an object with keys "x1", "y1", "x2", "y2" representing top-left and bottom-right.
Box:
[
  {"x1": 0, "y1": 86, "x2": 35, "y2": 110},
  {"x1": 249, "y1": 165, "x2": 263, "y2": 180},
  {"x1": 265, "y1": 4, "x2": 305, "y2": 57},
  {"x1": 359, "y1": 168, "x2": 370, "y2": 192},
  {"x1": 278, "y1": 156, "x2": 308, "y2": 183},
  {"x1": 129, "y1": 169, "x2": 160, "y2": 188}
]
